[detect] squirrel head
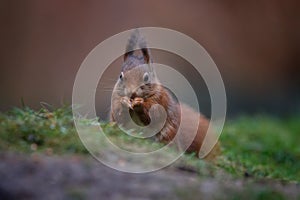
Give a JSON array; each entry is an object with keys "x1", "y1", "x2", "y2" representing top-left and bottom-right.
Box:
[
  {"x1": 115, "y1": 30, "x2": 159, "y2": 102},
  {"x1": 116, "y1": 52, "x2": 159, "y2": 100}
]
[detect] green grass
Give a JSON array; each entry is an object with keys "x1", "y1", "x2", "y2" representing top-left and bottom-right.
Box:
[
  {"x1": 219, "y1": 115, "x2": 300, "y2": 182},
  {"x1": 0, "y1": 106, "x2": 299, "y2": 183},
  {"x1": 0, "y1": 106, "x2": 87, "y2": 154}
]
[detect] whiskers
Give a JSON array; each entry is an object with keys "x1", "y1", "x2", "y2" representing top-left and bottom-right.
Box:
[
  {"x1": 97, "y1": 78, "x2": 119, "y2": 93},
  {"x1": 95, "y1": 84, "x2": 116, "y2": 92},
  {"x1": 101, "y1": 87, "x2": 115, "y2": 92},
  {"x1": 86, "y1": 87, "x2": 114, "y2": 93},
  {"x1": 100, "y1": 77, "x2": 118, "y2": 85}
]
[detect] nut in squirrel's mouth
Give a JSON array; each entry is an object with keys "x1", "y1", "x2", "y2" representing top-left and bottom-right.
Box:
[
  {"x1": 120, "y1": 96, "x2": 144, "y2": 110},
  {"x1": 131, "y1": 97, "x2": 144, "y2": 108}
]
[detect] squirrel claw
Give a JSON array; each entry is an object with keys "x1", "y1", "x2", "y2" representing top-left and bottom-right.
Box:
[{"x1": 121, "y1": 97, "x2": 133, "y2": 109}]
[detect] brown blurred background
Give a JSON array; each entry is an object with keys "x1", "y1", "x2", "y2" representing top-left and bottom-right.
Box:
[{"x1": 1, "y1": 0, "x2": 299, "y2": 118}]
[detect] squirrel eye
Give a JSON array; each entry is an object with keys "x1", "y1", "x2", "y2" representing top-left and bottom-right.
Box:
[
  {"x1": 119, "y1": 72, "x2": 124, "y2": 81},
  {"x1": 143, "y1": 73, "x2": 149, "y2": 83}
]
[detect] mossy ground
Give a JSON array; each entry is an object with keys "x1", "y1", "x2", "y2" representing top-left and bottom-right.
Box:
[{"x1": 1, "y1": 106, "x2": 299, "y2": 185}]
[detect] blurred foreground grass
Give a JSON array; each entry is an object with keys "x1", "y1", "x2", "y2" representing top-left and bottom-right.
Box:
[{"x1": 0, "y1": 106, "x2": 299, "y2": 183}]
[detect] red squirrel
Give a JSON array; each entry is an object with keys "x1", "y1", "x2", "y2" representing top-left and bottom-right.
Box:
[{"x1": 110, "y1": 30, "x2": 220, "y2": 159}]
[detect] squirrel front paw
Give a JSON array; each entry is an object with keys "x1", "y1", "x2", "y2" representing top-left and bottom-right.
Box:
[{"x1": 120, "y1": 96, "x2": 132, "y2": 109}]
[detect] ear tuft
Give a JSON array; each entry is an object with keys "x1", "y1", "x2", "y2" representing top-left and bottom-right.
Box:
[
  {"x1": 124, "y1": 29, "x2": 151, "y2": 63},
  {"x1": 141, "y1": 48, "x2": 150, "y2": 63}
]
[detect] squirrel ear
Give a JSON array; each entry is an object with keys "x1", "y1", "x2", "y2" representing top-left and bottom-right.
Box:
[
  {"x1": 124, "y1": 29, "x2": 151, "y2": 63},
  {"x1": 124, "y1": 48, "x2": 151, "y2": 63},
  {"x1": 141, "y1": 48, "x2": 150, "y2": 64},
  {"x1": 124, "y1": 51, "x2": 134, "y2": 61}
]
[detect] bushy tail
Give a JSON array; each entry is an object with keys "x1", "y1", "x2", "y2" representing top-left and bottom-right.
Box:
[{"x1": 124, "y1": 29, "x2": 150, "y2": 63}]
